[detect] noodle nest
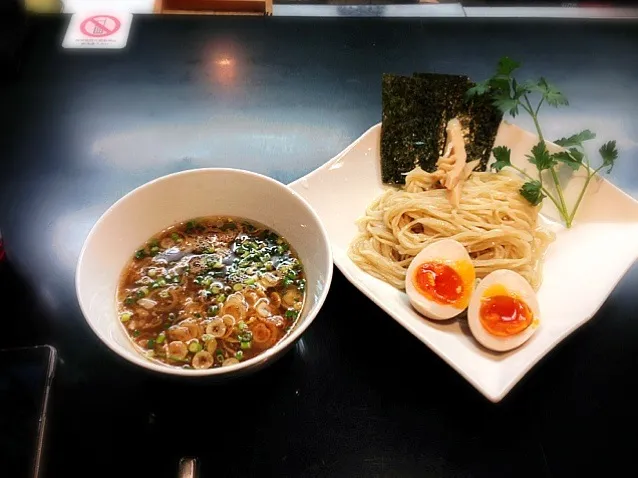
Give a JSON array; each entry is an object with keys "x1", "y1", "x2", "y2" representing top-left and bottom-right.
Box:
[{"x1": 348, "y1": 167, "x2": 554, "y2": 290}]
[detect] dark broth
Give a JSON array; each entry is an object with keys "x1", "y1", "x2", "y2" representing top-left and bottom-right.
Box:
[{"x1": 117, "y1": 216, "x2": 305, "y2": 369}]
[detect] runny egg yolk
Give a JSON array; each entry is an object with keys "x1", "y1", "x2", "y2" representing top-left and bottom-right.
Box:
[
  {"x1": 479, "y1": 284, "x2": 533, "y2": 337},
  {"x1": 412, "y1": 261, "x2": 472, "y2": 308}
]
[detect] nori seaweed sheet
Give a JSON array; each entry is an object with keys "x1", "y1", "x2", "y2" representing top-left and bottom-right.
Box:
[
  {"x1": 381, "y1": 74, "x2": 442, "y2": 183},
  {"x1": 380, "y1": 72, "x2": 503, "y2": 184}
]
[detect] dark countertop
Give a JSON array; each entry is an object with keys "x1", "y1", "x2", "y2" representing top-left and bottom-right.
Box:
[{"x1": 2, "y1": 14, "x2": 638, "y2": 478}]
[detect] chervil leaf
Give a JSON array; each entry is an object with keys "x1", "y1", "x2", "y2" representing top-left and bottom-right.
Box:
[
  {"x1": 520, "y1": 180, "x2": 546, "y2": 206},
  {"x1": 492, "y1": 96, "x2": 520, "y2": 117},
  {"x1": 526, "y1": 141, "x2": 555, "y2": 171},
  {"x1": 599, "y1": 140, "x2": 618, "y2": 173},
  {"x1": 491, "y1": 146, "x2": 512, "y2": 172},
  {"x1": 496, "y1": 57, "x2": 521, "y2": 76},
  {"x1": 519, "y1": 79, "x2": 538, "y2": 94},
  {"x1": 569, "y1": 148, "x2": 585, "y2": 164},
  {"x1": 488, "y1": 76, "x2": 511, "y2": 94},
  {"x1": 512, "y1": 78, "x2": 531, "y2": 99},
  {"x1": 569, "y1": 148, "x2": 584, "y2": 163},
  {"x1": 553, "y1": 150, "x2": 583, "y2": 171},
  {"x1": 466, "y1": 80, "x2": 490, "y2": 99},
  {"x1": 555, "y1": 130, "x2": 596, "y2": 148},
  {"x1": 536, "y1": 77, "x2": 568, "y2": 107}
]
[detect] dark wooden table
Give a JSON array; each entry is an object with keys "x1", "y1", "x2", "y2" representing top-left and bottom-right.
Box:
[{"x1": 2, "y1": 14, "x2": 638, "y2": 478}]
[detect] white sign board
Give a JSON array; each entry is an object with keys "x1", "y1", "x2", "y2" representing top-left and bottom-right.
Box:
[{"x1": 62, "y1": 12, "x2": 132, "y2": 49}]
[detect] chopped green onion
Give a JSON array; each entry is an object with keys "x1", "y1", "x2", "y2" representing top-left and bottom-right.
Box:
[
  {"x1": 213, "y1": 262, "x2": 224, "y2": 269},
  {"x1": 210, "y1": 286, "x2": 221, "y2": 294},
  {"x1": 171, "y1": 232, "x2": 180, "y2": 241},
  {"x1": 151, "y1": 246, "x2": 160, "y2": 253},
  {"x1": 156, "y1": 332, "x2": 166, "y2": 344},
  {"x1": 238, "y1": 331, "x2": 253, "y2": 342},
  {"x1": 264, "y1": 261, "x2": 274, "y2": 271},
  {"x1": 233, "y1": 283, "x2": 244, "y2": 292},
  {"x1": 235, "y1": 350, "x2": 244, "y2": 360},
  {"x1": 148, "y1": 269, "x2": 157, "y2": 277},
  {"x1": 149, "y1": 239, "x2": 159, "y2": 247},
  {"x1": 216, "y1": 294, "x2": 226, "y2": 303},
  {"x1": 147, "y1": 339, "x2": 156, "y2": 349},
  {"x1": 216, "y1": 352, "x2": 224, "y2": 362},
  {"x1": 135, "y1": 249, "x2": 147, "y2": 259},
  {"x1": 285, "y1": 309, "x2": 298, "y2": 319},
  {"x1": 133, "y1": 330, "x2": 141, "y2": 337},
  {"x1": 207, "y1": 306, "x2": 219, "y2": 316},
  {"x1": 159, "y1": 290, "x2": 170, "y2": 299},
  {"x1": 188, "y1": 341, "x2": 202, "y2": 353},
  {"x1": 240, "y1": 341, "x2": 252, "y2": 350},
  {"x1": 125, "y1": 297, "x2": 135, "y2": 305},
  {"x1": 201, "y1": 334, "x2": 214, "y2": 342},
  {"x1": 136, "y1": 288, "x2": 148, "y2": 298},
  {"x1": 120, "y1": 313, "x2": 132, "y2": 322},
  {"x1": 237, "y1": 321, "x2": 247, "y2": 330},
  {"x1": 201, "y1": 277, "x2": 213, "y2": 287}
]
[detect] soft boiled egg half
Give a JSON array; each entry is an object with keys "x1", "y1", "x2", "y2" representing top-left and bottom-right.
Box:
[
  {"x1": 405, "y1": 239, "x2": 475, "y2": 320},
  {"x1": 468, "y1": 269, "x2": 540, "y2": 352}
]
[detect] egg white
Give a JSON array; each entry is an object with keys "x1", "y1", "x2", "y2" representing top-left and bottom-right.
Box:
[
  {"x1": 467, "y1": 269, "x2": 540, "y2": 352},
  {"x1": 405, "y1": 239, "x2": 475, "y2": 320}
]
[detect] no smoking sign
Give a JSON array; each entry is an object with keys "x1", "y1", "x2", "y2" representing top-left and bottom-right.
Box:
[
  {"x1": 63, "y1": 12, "x2": 132, "y2": 49},
  {"x1": 80, "y1": 15, "x2": 121, "y2": 38}
]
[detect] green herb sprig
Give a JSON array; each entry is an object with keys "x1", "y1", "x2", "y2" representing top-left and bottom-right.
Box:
[{"x1": 467, "y1": 57, "x2": 619, "y2": 228}]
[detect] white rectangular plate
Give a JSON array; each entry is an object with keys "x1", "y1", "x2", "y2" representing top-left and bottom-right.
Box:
[{"x1": 289, "y1": 122, "x2": 638, "y2": 402}]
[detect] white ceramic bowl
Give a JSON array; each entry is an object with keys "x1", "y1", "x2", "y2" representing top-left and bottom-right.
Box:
[{"x1": 76, "y1": 168, "x2": 333, "y2": 376}]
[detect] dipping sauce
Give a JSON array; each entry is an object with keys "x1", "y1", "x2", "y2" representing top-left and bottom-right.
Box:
[{"x1": 117, "y1": 217, "x2": 305, "y2": 369}]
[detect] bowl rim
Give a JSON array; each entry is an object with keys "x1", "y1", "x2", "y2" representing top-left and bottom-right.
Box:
[{"x1": 75, "y1": 167, "x2": 334, "y2": 376}]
